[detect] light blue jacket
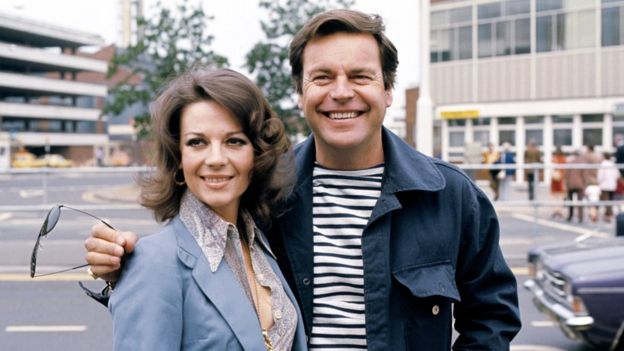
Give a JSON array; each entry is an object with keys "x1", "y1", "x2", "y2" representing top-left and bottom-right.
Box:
[{"x1": 109, "y1": 216, "x2": 308, "y2": 351}]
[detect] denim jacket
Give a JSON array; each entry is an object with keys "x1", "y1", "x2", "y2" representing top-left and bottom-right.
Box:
[{"x1": 268, "y1": 128, "x2": 521, "y2": 350}]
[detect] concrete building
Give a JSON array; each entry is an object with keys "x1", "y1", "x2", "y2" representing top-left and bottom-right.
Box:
[
  {"x1": 423, "y1": 0, "x2": 624, "y2": 182},
  {"x1": 0, "y1": 11, "x2": 108, "y2": 168}
]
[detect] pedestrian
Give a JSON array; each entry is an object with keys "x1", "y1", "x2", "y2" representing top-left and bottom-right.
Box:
[
  {"x1": 565, "y1": 149, "x2": 588, "y2": 223},
  {"x1": 84, "y1": 9, "x2": 521, "y2": 350},
  {"x1": 550, "y1": 146, "x2": 567, "y2": 219},
  {"x1": 104, "y1": 68, "x2": 306, "y2": 350},
  {"x1": 524, "y1": 139, "x2": 541, "y2": 201},
  {"x1": 95, "y1": 147, "x2": 104, "y2": 167},
  {"x1": 483, "y1": 142, "x2": 500, "y2": 200},
  {"x1": 584, "y1": 145, "x2": 603, "y2": 222},
  {"x1": 598, "y1": 152, "x2": 620, "y2": 222},
  {"x1": 615, "y1": 134, "x2": 624, "y2": 177},
  {"x1": 497, "y1": 142, "x2": 516, "y2": 201}
]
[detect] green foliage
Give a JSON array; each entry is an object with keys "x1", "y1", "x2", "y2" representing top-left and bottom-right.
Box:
[
  {"x1": 245, "y1": 0, "x2": 354, "y2": 137},
  {"x1": 104, "y1": 0, "x2": 228, "y2": 139}
]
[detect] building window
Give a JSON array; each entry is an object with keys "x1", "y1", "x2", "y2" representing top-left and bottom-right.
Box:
[
  {"x1": 76, "y1": 121, "x2": 97, "y2": 133},
  {"x1": 449, "y1": 131, "x2": 465, "y2": 147},
  {"x1": 499, "y1": 130, "x2": 516, "y2": 145},
  {"x1": 431, "y1": 6, "x2": 472, "y2": 62},
  {"x1": 602, "y1": 0, "x2": 624, "y2": 46},
  {"x1": 525, "y1": 116, "x2": 545, "y2": 124},
  {"x1": 526, "y1": 130, "x2": 544, "y2": 145},
  {"x1": 537, "y1": 0, "x2": 596, "y2": 52},
  {"x1": 448, "y1": 119, "x2": 466, "y2": 126},
  {"x1": 474, "y1": 130, "x2": 490, "y2": 145},
  {"x1": 583, "y1": 129, "x2": 602, "y2": 146},
  {"x1": 1, "y1": 117, "x2": 27, "y2": 132},
  {"x1": 554, "y1": 129, "x2": 573, "y2": 146},
  {"x1": 478, "y1": 0, "x2": 531, "y2": 58},
  {"x1": 498, "y1": 117, "x2": 516, "y2": 125}
]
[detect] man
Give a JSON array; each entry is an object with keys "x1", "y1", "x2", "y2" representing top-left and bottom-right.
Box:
[
  {"x1": 86, "y1": 9, "x2": 520, "y2": 350},
  {"x1": 524, "y1": 139, "x2": 541, "y2": 201}
]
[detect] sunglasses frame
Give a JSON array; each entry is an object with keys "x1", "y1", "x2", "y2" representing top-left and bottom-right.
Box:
[{"x1": 30, "y1": 204, "x2": 115, "y2": 278}]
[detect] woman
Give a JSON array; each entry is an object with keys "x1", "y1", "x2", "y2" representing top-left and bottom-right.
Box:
[
  {"x1": 598, "y1": 152, "x2": 620, "y2": 222},
  {"x1": 108, "y1": 68, "x2": 306, "y2": 351}
]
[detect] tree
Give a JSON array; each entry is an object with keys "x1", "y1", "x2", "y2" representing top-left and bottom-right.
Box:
[
  {"x1": 104, "y1": 0, "x2": 228, "y2": 138},
  {"x1": 245, "y1": 0, "x2": 353, "y2": 137}
]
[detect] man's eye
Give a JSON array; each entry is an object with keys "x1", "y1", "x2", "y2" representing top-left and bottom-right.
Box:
[
  {"x1": 312, "y1": 75, "x2": 330, "y2": 83},
  {"x1": 353, "y1": 75, "x2": 372, "y2": 82}
]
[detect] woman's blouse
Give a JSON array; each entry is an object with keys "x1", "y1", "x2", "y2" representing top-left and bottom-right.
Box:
[{"x1": 179, "y1": 191, "x2": 297, "y2": 350}]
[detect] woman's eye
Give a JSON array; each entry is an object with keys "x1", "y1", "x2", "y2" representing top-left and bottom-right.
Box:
[
  {"x1": 227, "y1": 138, "x2": 248, "y2": 146},
  {"x1": 186, "y1": 138, "x2": 204, "y2": 147}
]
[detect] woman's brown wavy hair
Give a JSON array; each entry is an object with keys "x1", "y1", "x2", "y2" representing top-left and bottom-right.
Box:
[{"x1": 139, "y1": 67, "x2": 294, "y2": 228}]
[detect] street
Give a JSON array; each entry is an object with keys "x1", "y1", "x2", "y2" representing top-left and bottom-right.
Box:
[{"x1": 0, "y1": 170, "x2": 612, "y2": 350}]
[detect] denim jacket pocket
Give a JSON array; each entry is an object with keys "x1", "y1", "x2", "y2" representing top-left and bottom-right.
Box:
[
  {"x1": 392, "y1": 262, "x2": 460, "y2": 351},
  {"x1": 393, "y1": 262, "x2": 460, "y2": 301}
]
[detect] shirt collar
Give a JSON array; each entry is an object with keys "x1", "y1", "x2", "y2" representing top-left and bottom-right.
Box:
[{"x1": 179, "y1": 191, "x2": 274, "y2": 272}]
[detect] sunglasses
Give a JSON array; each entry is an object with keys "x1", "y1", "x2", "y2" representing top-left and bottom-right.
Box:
[{"x1": 30, "y1": 204, "x2": 115, "y2": 278}]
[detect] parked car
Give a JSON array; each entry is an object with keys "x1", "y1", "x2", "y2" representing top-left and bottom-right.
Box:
[
  {"x1": 11, "y1": 152, "x2": 45, "y2": 168},
  {"x1": 524, "y1": 235, "x2": 624, "y2": 350},
  {"x1": 38, "y1": 154, "x2": 74, "y2": 168}
]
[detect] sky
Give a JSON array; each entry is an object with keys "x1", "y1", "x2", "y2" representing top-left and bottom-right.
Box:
[{"x1": 0, "y1": 0, "x2": 421, "y2": 117}]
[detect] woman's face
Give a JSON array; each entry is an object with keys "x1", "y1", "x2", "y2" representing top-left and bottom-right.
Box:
[{"x1": 178, "y1": 100, "x2": 254, "y2": 223}]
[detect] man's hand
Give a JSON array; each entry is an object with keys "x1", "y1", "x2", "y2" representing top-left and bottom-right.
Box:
[{"x1": 84, "y1": 222, "x2": 138, "y2": 282}]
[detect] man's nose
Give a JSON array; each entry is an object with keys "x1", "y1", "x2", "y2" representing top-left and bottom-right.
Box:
[{"x1": 329, "y1": 76, "x2": 354, "y2": 100}]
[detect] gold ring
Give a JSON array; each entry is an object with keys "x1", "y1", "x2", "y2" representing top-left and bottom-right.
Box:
[{"x1": 87, "y1": 267, "x2": 98, "y2": 280}]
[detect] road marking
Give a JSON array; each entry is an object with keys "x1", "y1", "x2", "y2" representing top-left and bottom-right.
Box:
[
  {"x1": 0, "y1": 212, "x2": 12, "y2": 221},
  {"x1": 511, "y1": 213, "x2": 609, "y2": 237},
  {"x1": 5, "y1": 325, "x2": 87, "y2": 333},
  {"x1": 531, "y1": 320, "x2": 557, "y2": 327},
  {"x1": 18, "y1": 189, "x2": 45, "y2": 199},
  {"x1": 511, "y1": 346, "x2": 565, "y2": 351},
  {"x1": 0, "y1": 273, "x2": 91, "y2": 281}
]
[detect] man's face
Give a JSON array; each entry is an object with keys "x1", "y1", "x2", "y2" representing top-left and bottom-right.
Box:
[{"x1": 298, "y1": 32, "x2": 392, "y2": 165}]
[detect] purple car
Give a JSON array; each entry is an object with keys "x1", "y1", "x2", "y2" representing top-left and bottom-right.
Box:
[{"x1": 524, "y1": 235, "x2": 624, "y2": 350}]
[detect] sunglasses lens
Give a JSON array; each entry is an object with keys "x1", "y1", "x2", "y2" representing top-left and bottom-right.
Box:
[{"x1": 43, "y1": 206, "x2": 61, "y2": 234}]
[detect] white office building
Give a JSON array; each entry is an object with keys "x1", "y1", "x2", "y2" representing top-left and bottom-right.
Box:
[
  {"x1": 0, "y1": 12, "x2": 108, "y2": 167},
  {"x1": 425, "y1": 0, "x2": 624, "y2": 182}
]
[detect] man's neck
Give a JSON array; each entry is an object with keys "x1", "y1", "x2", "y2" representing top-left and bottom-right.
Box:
[{"x1": 315, "y1": 142, "x2": 384, "y2": 170}]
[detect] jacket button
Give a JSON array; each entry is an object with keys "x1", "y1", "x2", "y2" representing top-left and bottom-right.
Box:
[
  {"x1": 273, "y1": 309, "x2": 282, "y2": 320},
  {"x1": 432, "y1": 305, "x2": 440, "y2": 316},
  {"x1": 302, "y1": 278, "x2": 310, "y2": 285}
]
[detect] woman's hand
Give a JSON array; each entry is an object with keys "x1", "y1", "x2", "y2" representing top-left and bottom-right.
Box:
[{"x1": 84, "y1": 222, "x2": 138, "y2": 282}]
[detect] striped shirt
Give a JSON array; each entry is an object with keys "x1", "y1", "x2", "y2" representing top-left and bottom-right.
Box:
[{"x1": 310, "y1": 163, "x2": 384, "y2": 350}]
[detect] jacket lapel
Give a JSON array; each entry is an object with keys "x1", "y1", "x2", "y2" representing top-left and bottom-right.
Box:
[
  {"x1": 172, "y1": 218, "x2": 263, "y2": 350},
  {"x1": 278, "y1": 137, "x2": 316, "y2": 333}
]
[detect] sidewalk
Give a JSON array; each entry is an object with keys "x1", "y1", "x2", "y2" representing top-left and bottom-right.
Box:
[{"x1": 90, "y1": 180, "x2": 619, "y2": 231}]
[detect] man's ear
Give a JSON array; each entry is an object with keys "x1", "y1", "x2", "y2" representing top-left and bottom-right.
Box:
[{"x1": 385, "y1": 89, "x2": 393, "y2": 107}]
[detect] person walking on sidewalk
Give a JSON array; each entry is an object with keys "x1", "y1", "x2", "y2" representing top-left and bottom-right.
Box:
[
  {"x1": 598, "y1": 152, "x2": 620, "y2": 222},
  {"x1": 524, "y1": 139, "x2": 541, "y2": 201},
  {"x1": 550, "y1": 146, "x2": 567, "y2": 219},
  {"x1": 497, "y1": 142, "x2": 516, "y2": 201},
  {"x1": 483, "y1": 142, "x2": 501, "y2": 201},
  {"x1": 565, "y1": 149, "x2": 588, "y2": 222}
]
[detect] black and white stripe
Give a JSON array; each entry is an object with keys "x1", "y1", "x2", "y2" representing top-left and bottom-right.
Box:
[{"x1": 309, "y1": 164, "x2": 383, "y2": 350}]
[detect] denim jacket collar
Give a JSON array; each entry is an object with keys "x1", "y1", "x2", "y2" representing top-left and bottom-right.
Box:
[{"x1": 293, "y1": 127, "x2": 446, "y2": 197}]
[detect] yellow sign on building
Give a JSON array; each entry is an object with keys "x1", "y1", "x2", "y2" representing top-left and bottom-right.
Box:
[{"x1": 440, "y1": 110, "x2": 480, "y2": 119}]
